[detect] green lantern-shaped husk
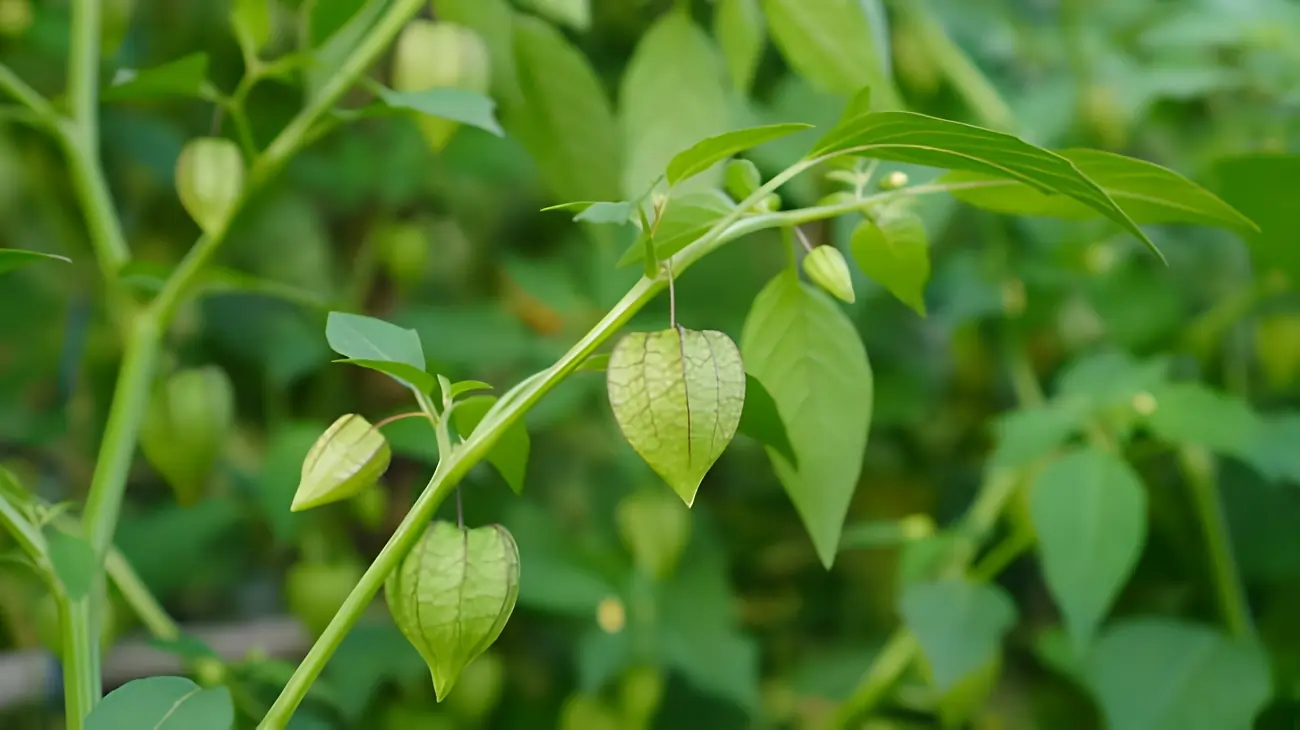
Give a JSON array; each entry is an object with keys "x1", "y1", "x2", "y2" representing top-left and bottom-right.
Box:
[
  {"x1": 385, "y1": 521, "x2": 520, "y2": 701},
  {"x1": 140, "y1": 365, "x2": 234, "y2": 505},
  {"x1": 291, "y1": 414, "x2": 391, "y2": 512},
  {"x1": 802, "y1": 245, "x2": 856, "y2": 304}
]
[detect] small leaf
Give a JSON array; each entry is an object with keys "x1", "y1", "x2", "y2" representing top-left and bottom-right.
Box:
[
  {"x1": 616, "y1": 190, "x2": 736, "y2": 268},
  {"x1": 1083, "y1": 618, "x2": 1272, "y2": 730},
  {"x1": 900, "y1": 579, "x2": 1017, "y2": 692},
  {"x1": 741, "y1": 274, "x2": 872, "y2": 568},
  {"x1": 449, "y1": 380, "x2": 495, "y2": 399},
  {"x1": 44, "y1": 527, "x2": 97, "y2": 600},
  {"x1": 849, "y1": 209, "x2": 930, "y2": 315},
  {"x1": 385, "y1": 522, "x2": 520, "y2": 701},
  {"x1": 333, "y1": 359, "x2": 437, "y2": 394},
  {"x1": 101, "y1": 53, "x2": 209, "y2": 101},
  {"x1": 760, "y1": 0, "x2": 899, "y2": 106},
  {"x1": 1142, "y1": 382, "x2": 1261, "y2": 459},
  {"x1": 453, "y1": 396, "x2": 530, "y2": 495},
  {"x1": 0, "y1": 249, "x2": 71, "y2": 275},
  {"x1": 942, "y1": 149, "x2": 1259, "y2": 237},
  {"x1": 737, "y1": 374, "x2": 798, "y2": 468},
  {"x1": 292, "y1": 415, "x2": 393, "y2": 512},
  {"x1": 375, "y1": 86, "x2": 504, "y2": 137},
  {"x1": 607, "y1": 328, "x2": 746, "y2": 506},
  {"x1": 714, "y1": 0, "x2": 766, "y2": 92},
  {"x1": 809, "y1": 111, "x2": 1161, "y2": 259},
  {"x1": 325, "y1": 311, "x2": 426, "y2": 373},
  {"x1": 230, "y1": 0, "x2": 273, "y2": 54},
  {"x1": 620, "y1": 9, "x2": 731, "y2": 197},
  {"x1": 1031, "y1": 446, "x2": 1148, "y2": 650},
  {"x1": 665, "y1": 123, "x2": 812, "y2": 186},
  {"x1": 988, "y1": 399, "x2": 1090, "y2": 470},
  {"x1": 85, "y1": 676, "x2": 234, "y2": 730}
]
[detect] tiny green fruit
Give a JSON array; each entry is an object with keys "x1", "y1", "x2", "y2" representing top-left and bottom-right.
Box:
[
  {"x1": 615, "y1": 487, "x2": 691, "y2": 579},
  {"x1": 292, "y1": 414, "x2": 392, "y2": 512},
  {"x1": 723, "y1": 158, "x2": 762, "y2": 200},
  {"x1": 284, "y1": 559, "x2": 364, "y2": 638},
  {"x1": 385, "y1": 521, "x2": 520, "y2": 701},
  {"x1": 140, "y1": 366, "x2": 235, "y2": 505},
  {"x1": 174, "y1": 137, "x2": 244, "y2": 233},
  {"x1": 391, "y1": 20, "x2": 491, "y2": 150},
  {"x1": 802, "y1": 245, "x2": 856, "y2": 304},
  {"x1": 607, "y1": 328, "x2": 746, "y2": 506}
]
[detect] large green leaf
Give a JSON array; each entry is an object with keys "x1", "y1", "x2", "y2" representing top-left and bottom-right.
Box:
[
  {"x1": 86, "y1": 676, "x2": 234, "y2": 730},
  {"x1": 1084, "y1": 618, "x2": 1272, "y2": 730},
  {"x1": 849, "y1": 208, "x2": 930, "y2": 315},
  {"x1": 1212, "y1": 153, "x2": 1300, "y2": 284},
  {"x1": 101, "y1": 53, "x2": 209, "y2": 101},
  {"x1": 666, "y1": 123, "x2": 812, "y2": 187},
  {"x1": 619, "y1": 10, "x2": 731, "y2": 198},
  {"x1": 900, "y1": 579, "x2": 1017, "y2": 692},
  {"x1": 737, "y1": 373, "x2": 797, "y2": 467},
  {"x1": 759, "y1": 0, "x2": 899, "y2": 107},
  {"x1": 941, "y1": 149, "x2": 1258, "y2": 236},
  {"x1": 714, "y1": 0, "x2": 765, "y2": 92},
  {"x1": 808, "y1": 112, "x2": 1161, "y2": 258},
  {"x1": 741, "y1": 273, "x2": 873, "y2": 567},
  {"x1": 509, "y1": 13, "x2": 621, "y2": 203},
  {"x1": 324, "y1": 312, "x2": 427, "y2": 375},
  {"x1": 0, "y1": 249, "x2": 71, "y2": 275},
  {"x1": 453, "y1": 395, "x2": 531, "y2": 495},
  {"x1": 1030, "y1": 446, "x2": 1147, "y2": 650}
]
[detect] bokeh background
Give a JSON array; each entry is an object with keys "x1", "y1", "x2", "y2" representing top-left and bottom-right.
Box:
[{"x1": 2, "y1": 0, "x2": 1300, "y2": 728}]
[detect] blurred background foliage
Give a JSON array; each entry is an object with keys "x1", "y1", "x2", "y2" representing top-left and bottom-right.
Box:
[{"x1": 1, "y1": 0, "x2": 1300, "y2": 728}]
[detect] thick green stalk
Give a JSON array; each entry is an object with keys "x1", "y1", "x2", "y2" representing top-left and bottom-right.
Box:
[
  {"x1": 1177, "y1": 445, "x2": 1253, "y2": 637},
  {"x1": 57, "y1": 597, "x2": 99, "y2": 729}
]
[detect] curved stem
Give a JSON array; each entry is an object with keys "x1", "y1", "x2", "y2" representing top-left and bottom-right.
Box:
[{"x1": 1177, "y1": 445, "x2": 1253, "y2": 638}]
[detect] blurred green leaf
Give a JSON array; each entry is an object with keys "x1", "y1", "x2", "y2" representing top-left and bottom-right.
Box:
[
  {"x1": 0, "y1": 249, "x2": 70, "y2": 275},
  {"x1": 714, "y1": 0, "x2": 766, "y2": 93},
  {"x1": 230, "y1": 0, "x2": 273, "y2": 55},
  {"x1": 1084, "y1": 618, "x2": 1272, "y2": 730},
  {"x1": 620, "y1": 9, "x2": 731, "y2": 198},
  {"x1": 1213, "y1": 153, "x2": 1300, "y2": 285},
  {"x1": 86, "y1": 676, "x2": 233, "y2": 730},
  {"x1": 101, "y1": 53, "x2": 209, "y2": 101},
  {"x1": 325, "y1": 311, "x2": 426, "y2": 374},
  {"x1": 616, "y1": 190, "x2": 736, "y2": 268},
  {"x1": 760, "y1": 0, "x2": 900, "y2": 106},
  {"x1": 741, "y1": 273, "x2": 873, "y2": 568},
  {"x1": 374, "y1": 87, "x2": 504, "y2": 137},
  {"x1": 900, "y1": 579, "x2": 1017, "y2": 692},
  {"x1": 44, "y1": 526, "x2": 96, "y2": 599},
  {"x1": 736, "y1": 373, "x2": 797, "y2": 467},
  {"x1": 1143, "y1": 382, "x2": 1261, "y2": 459},
  {"x1": 518, "y1": 0, "x2": 590, "y2": 31},
  {"x1": 453, "y1": 395, "x2": 530, "y2": 494},
  {"x1": 325, "y1": 622, "x2": 427, "y2": 721},
  {"x1": 253, "y1": 423, "x2": 326, "y2": 543},
  {"x1": 665, "y1": 123, "x2": 812, "y2": 187},
  {"x1": 1244, "y1": 413, "x2": 1300, "y2": 485},
  {"x1": 943, "y1": 149, "x2": 1259, "y2": 237},
  {"x1": 1031, "y1": 446, "x2": 1147, "y2": 651},
  {"x1": 849, "y1": 208, "x2": 931, "y2": 315},
  {"x1": 989, "y1": 399, "x2": 1089, "y2": 470}
]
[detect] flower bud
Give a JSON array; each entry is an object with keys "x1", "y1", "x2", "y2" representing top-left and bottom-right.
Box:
[
  {"x1": 615, "y1": 487, "x2": 691, "y2": 580},
  {"x1": 802, "y1": 246, "x2": 856, "y2": 304},
  {"x1": 391, "y1": 20, "x2": 491, "y2": 151},
  {"x1": 879, "y1": 170, "x2": 910, "y2": 190},
  {"x1": 175, "y1": 137, "x2": 244, "y2": 234},
  {"x1": 723, "y1": 158, "x2": 762, "y2": 200},
  {"x1": 385, "y1": 521, "x2": 520, "y2": 701},
  {"x1": 292, "y1": 414, "x2": 392, "y2": 512},
  {"x1": 140, "y1": 366, "x2": 234, "y2": 505}
]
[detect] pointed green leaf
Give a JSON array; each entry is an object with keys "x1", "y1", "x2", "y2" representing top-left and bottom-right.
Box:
[
  {"x1": 741, "y1": 274, "x2": 872, "y2": 567},
  {"x1": 230, "y1": 0, "x2": 273, "y2": 54},
  {"x1": 942, "y1": 149, "x2": 1258, "y2": 237},
  {"x1": 737, "y1": 374, "x2": 798, "y2": 468},
  {"x1": 332, "y1": 359, "x2": 437, "y2": 394},
  {"x1": 759, "y1": 0, "x2": 900, "y2": 106},
  {"x1": 1084, "y1": 618, "x2": 1272, "y2": 730},
  {"x1": 666, "y1": 123, "x2": 812, "y2": 187},
  {"x1": 542, "y1": 201, "x2": 636, "y2": 225},
  {"x1": 1031, "y1": 446, "x2": 1147, "y2": 650},
  {"x1": 375, "y1": 86, "x2": 504, "y2": 137},
  {"x1": 509, "y1": 13, "x2": 621, "y2": 203},
  {"x1": 0, "y1": 249, "x2": 71, "y2": 275},
  {"x1": 900, "y1": 579, "x2": 1017, "y2": 692},
  {"x1": 620, "y1": 10, "x2": 731, "y2": 198},
  {"x1": 607, "y1": 328, "x2": 746, "y2": 506},
  {"x1": 44, "y1": 527, "x2": 97, "y2": 600},
  {"x1": 449, "y1": 380, "x2": 494, "y2": 399},
  {"x1": 616, "y1": 190, "x2": 737, "y2": 268},
  {"x1": 101, "y1": 53, "x2": 209, "y2": 101},
  {"x1": 385, "y1": 522, "x2": 520, "y2": 701},
  {"x1": 325, "y1": 311, "x2": 426, "y2": 374},
  {"x1": 714, "y1": 0, "x2": 765, "y2": 92},
  {"x1": 1142, "y1": 382, "x2": 1262, "y2": 459},
  {"x1": 809, "y1": 112, "x2": 1162, "y2": 259},
  {"x1": 86, "y1": 676, "x2": 234, "y2": 730},
  {"x1": 453, "y1": 395, "x2": 530, "y2": 494},
  {"x1": 988, "y1": 400, "x2": 1089, "y2": 470},
  {"x1": 849, "y1": 208, "x2": 930, "y2": 315}
]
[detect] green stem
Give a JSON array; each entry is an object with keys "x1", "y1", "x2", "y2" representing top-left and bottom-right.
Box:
[
  {"x1": 66, "y1": 0, "x2": 101, "y2": 140},
  {"x1": 56, "y1": 127, "x2": 131, "y2": 283},
  {"x1": 57, "y1": 596, "x2": 98, "y2": 730},
  {"x1": 1177, "y1": 445, "x2": 1253, "y2": 638},
  {"x1": 832, "y1": 632, "x2": 918, "y2": 721},
  {"x1": 0, "y1": 63, "x2": 57, "y2": 122}
]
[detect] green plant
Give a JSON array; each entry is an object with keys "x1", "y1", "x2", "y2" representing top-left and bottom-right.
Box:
[{"x1": 0, "y1": 1, "x2": 1293, "y2": 729}]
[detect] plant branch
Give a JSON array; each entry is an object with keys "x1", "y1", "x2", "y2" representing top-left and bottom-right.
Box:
[
  {"x1": 0, "y1": 64, "x2": 57, "y2": 123},
  {"x1": 1177, "y1": 445, "x2": 1253, "y2": 638}
]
